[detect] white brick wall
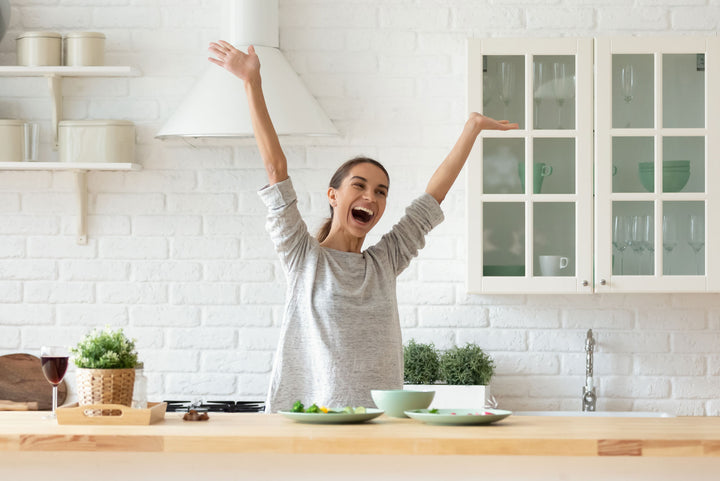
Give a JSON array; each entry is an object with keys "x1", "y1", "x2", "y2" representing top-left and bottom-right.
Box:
[{"x1": 1, "y1": 0, "x2": 719, "y2": 414}]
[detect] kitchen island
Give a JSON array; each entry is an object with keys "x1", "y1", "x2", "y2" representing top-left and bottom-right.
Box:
[{"x1": 2, "y1": 411, "x2": 720, "y2": 480}]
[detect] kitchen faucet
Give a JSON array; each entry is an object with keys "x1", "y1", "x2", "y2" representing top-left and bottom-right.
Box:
[{"x1": 582, "y1": 329, "x2": 596, "y2": 412}]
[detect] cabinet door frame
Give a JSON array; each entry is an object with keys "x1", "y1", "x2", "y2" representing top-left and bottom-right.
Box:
[
  {"x1": 466, "y1": 37, "x2": 594, "y2": 294},
  {"x1": 595, "y1": 36, "x2": 720, "y2": 293}
]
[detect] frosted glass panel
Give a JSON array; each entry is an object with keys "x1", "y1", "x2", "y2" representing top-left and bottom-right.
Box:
[
  {"x1": 663, "y1": 54, "x2": 704, "y2": 128},
  {"x1": 483, "y1": 202, "x2": 525, "y2": 276},
  {"x1": 483, "y1": 138, "x2": 524, "y2": 194},
  {"x1": 612, "y1": 202, "x2": 653, "y2": 276},
  {"x1": 533, "y1": 55, "x2": 576, "y2": 130},
  {"x1": 663, "y1": 202, "x2": 705, "y2": 276},
  {"x1": 612, "y1": 137, "x2": 654, "y2": 193},
  {"x1": 613, "y1": 54, "x2": 654, "y2": 129},
  {"x1": 484, "y1": 55, "x2": 525, "y2": 129},
  {"x1": 533, "y1": 138, "x2": 575, "y2": 194},
  {"x1": 534, "y1": 203, "x2": 575, "y2": 277},
  {"x1": 662, "y1": 136, "x2": 704, "y2": 193}
]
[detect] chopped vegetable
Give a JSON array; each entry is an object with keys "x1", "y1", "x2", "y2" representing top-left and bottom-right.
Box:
[
  {"x1": 429, "y1": 408, "x2": 439, "y2": 414},
  {"x1": 288, "y1": 401, "x2": 367, "y2": 414}
]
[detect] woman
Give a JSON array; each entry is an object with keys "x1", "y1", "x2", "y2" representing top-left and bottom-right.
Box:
[{"x1": 208, "y1": 41, "x2": 517, "y2": 412}]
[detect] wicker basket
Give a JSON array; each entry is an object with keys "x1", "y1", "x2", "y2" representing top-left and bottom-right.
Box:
[{"x1": 76, "y1": 368, "x2": 135, "y2": 416}]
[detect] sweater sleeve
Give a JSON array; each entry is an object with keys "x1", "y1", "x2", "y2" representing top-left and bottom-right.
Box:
[
  {"x1": 370, "y1": 192, "x2": 445, "y2": 276},
  {"x1": 257, "y1": 177, "x2": 314, "y2": 273}
]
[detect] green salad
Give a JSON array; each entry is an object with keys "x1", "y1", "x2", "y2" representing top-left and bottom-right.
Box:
[{"x1": 290, "y1": 400, "x2": 367, "y2": 414}]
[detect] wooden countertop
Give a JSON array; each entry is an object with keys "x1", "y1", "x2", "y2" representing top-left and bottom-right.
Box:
[{"x1": 2, "y1": 412, "x2": 720, "y2": 457}]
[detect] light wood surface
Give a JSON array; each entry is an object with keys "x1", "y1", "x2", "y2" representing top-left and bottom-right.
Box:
[{"x1": 2, "y1": 412, "x2": 720, "y2": 457}]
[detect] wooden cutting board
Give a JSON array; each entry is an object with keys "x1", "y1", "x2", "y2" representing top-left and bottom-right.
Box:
[{"x1": 0, "y1": 353, "x2": 67, "y2": 411}]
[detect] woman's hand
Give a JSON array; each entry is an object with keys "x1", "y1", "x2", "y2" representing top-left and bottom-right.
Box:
[
  {"x1": 468, "y1": 112, "x2": 519, "y2": 133},
  {"x1": 208, "y1": 40, "x2": 261, "y2": 84},
  {"x1": 425, "y1": 113, "x2": 518, "y2": 204}
]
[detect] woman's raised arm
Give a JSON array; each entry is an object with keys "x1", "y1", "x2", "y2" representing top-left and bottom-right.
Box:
[
  {"x1": 208, "y1": 41, "x2": 288, "y2": 185},
  {"x1": 425, "y1": 113, "x2": 518, "y2": 204}
]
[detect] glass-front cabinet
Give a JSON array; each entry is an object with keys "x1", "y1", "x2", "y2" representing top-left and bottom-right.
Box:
[
  {"x1": 467, "y1": 36, "x2": 719, "y2": 293},
  {"x1": 596, "y1": 36, "x2": 719, "y2": 292},
  {"x1": 467, "y1": 38, "x2": 594, "y2": 293}
]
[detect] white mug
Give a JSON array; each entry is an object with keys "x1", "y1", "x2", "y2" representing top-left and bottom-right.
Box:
[{"x1": 539, "y1": 255, "x2": 569, "y2": 276}]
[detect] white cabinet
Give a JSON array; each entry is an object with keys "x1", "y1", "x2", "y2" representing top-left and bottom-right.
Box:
[
  {"x1": 0, "y1": 66, "x2": 142, "y2": 244},
  {"x1": 467, "y1": 38, "x2": 594, "y2": 294},
  {"x1": 467, "y1": 36, "x2": 720, "y2": 294}
]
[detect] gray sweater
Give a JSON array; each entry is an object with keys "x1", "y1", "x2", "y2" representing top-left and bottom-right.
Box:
[{"x1": 258, "y1": 178, "x2": 444, "y2": 412}]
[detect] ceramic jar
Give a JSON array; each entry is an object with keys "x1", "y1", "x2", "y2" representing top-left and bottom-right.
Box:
[
  {"x1": 58, "y1": 120, "x2": 135, "y2": 163},
  {"x1": 0, "y1": 119, "x2": 24, "y2": 162},
  {"x1": 16, "y1": 31, "x2": 62, "y2": 66},
  {"x1": 63, "y1": 32, "x2": 105, "y2": 66}
]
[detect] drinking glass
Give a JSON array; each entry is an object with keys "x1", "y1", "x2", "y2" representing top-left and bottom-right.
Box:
[
  {"x1": 630, "y1": 215, "x2": 646, "y2": 275},
  {"x1": 620, "y1": 64, "x2": 635, "y2": 127},
  {"x1": 552, "y1": 62, "x2": 573, "y2": 129},
  {"x1": 40, "y1": 345, "x2": 69, "y2": 419},
  {"x1": 662, "y1": 214, "x2": 678, "y2": 275},
  {"x1": 612, "y1": 215, "x2": 631, "y2": 275},
  {"x1": 499, "y1": 61, "x2": 514, "y2": 120},
  {"x1": 641, "y1": 214, "x2": 654, "y2": 274},
  {"x1": 688, "y1": 214, "x2": 705, "y2": 275},
  {"x1": 533, "y1": 60, "x2": 547, "y2": 129}
]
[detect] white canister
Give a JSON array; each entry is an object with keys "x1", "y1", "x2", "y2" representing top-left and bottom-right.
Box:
[
  {"x1": 58, "y1": 120, "x2": 135, "y2": 164},
  {"x1": 0, "y1": 119, "x2": 24, "y2": 162},
  {"x1": 64, "y1": 32, "x2": 106, "y2": 66},
  {"x1": 16, "y1": 31, "x2": 62, "y2": 66}
]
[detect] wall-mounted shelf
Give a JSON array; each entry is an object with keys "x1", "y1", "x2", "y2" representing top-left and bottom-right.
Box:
[
  {"x1": 0, "y1": 66, "x2": 141, "y2": 145},
  {"x1": 0, "y1": 162, "x2": 142, "y2": 245}
]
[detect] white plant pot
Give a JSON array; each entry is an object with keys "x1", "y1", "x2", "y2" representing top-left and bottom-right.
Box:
[{"x1": 404, "y1": 384, "x2": 488, "y2": 409}]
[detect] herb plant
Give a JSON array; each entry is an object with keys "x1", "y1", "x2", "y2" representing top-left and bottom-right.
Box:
[
  {"x1": 403, "y1": 339, "x2": 441, "y2": 385},
  {"x1": 439, "y1": 343, "x2": 495, "y2": 386},
  {"x1": 71, "y1": 327, "x2": 139, "y2": 369}
]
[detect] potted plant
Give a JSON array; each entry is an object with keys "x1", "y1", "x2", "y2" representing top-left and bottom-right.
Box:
[
  {"x1": 403, "y1": 340, "x2": 495, "y2": 409},
  {"x1": 71, "y1": 327, "x2": 139, "y2": 411}
]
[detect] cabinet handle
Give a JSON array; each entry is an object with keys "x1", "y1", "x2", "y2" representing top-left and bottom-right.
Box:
[
  {"x1": 582, "y1": 280, "x2": 589, "y2": 287},
  {"x1": 600, "y1": 279, "x2": 607, "y2": 286}
]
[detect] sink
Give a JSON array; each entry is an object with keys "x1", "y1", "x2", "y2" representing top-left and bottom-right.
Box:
[{"x1": 514, "y1": 411, "x2": 675, "y2": 418}]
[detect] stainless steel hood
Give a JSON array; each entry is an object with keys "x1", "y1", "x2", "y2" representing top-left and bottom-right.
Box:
[{"x1": 155, "y1": 0, "x2": 337, "y2": 139}]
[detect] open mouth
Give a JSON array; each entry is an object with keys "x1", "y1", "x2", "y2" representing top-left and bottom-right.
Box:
[{"x1": 351, "y1": 206, "x2": 374, "y2": 224}]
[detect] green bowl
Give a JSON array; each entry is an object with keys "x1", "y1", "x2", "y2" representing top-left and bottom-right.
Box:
[
  {"x1": 371, "y1": 390, "x2": 435, "y2": 418},
  {"x1": 638, "y1": 162, "x2": 690, "y2": 192}
]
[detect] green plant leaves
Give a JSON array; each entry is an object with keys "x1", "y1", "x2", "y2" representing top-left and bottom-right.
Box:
[
  {"x1": 404, "y1": 339, "x2": 440, "y2": 384},
  {"x1": 70, "y1": 327, "x2": 139, "y2": 369},
  {"x1": 404, "y1": 340, "x2": 495, "y2": 386}
]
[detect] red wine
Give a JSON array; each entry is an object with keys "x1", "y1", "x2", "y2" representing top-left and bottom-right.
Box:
[{"x1": 41, "y1": 356, "x2": 69, "y2": 385}]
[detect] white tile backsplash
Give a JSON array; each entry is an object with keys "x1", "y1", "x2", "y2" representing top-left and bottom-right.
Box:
[{"x1": 1, "y1": 0, "x2": 720, "y2": 414}]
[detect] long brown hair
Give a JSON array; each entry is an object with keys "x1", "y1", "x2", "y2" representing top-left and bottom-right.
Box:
[{"x1": 316, "y1": 156, "x2": 390, "y2": 243}]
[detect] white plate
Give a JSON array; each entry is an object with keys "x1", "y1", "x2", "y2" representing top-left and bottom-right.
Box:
[
  {"x1": 278, "y1": 408, "x2": 384, "y2": 424},
  {"x1": 404, "y1": 408, "x2": 512, "y2": 425}
]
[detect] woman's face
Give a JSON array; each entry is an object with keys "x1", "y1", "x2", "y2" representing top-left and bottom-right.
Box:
[{"x1": 328, "y1": 162, "x2": 389, "y2": 238}]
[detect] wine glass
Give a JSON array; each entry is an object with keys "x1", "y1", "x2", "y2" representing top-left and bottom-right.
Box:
[
  {"x1": 620, "y1": 64, "x2": 635, "y2": 127},
  {"x1": 630, "y1": 215, "x2": 646, "y2": 275},
  {"x1": 40, "y1": 345, "x2": 69, "y2": 419},
  {"x1": 688, "y1": 214, "x2": 705, "y2": 275},
  {"x1": 533, "y1": 60, "x2": 547, "y2": 129},
  {"x1": 552, "y1": 62, "x2": 574, "y2": 129},
  {"x1": 612, "y1": 215, "x2": 631, "y2": 275},
  {"x1": 499, "y1": 61, "x2": 514, "y2": 120},
  {"x1": 662, "y1": 214, "x2": 678, "y2": 275},
  {"x1": 641, "y1": 214, "x2": 654, "y2": 275}
]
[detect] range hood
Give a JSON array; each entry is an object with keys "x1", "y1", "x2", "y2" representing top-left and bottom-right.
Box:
[{"x1": 155, "y1": 0, "x2": 337, "y2": 139}]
